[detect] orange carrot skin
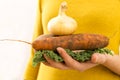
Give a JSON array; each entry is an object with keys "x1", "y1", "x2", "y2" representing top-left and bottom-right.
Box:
[{"x1": 32, "y1": 33, "x2": 109, "y2": 50}]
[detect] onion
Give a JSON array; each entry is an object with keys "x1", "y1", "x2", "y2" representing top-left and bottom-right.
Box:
[{"x1": 47, "y1": 1, "x2": 77, "y2": 35}]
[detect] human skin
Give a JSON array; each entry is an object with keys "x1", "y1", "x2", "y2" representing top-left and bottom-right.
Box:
[{"x1": 43, "y1": 47, "x2": 120, "y2": 75}]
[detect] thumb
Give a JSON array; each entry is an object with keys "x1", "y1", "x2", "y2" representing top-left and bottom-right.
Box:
[{"x1": 91, "y1": 53, "x2": 108, "y2": 64}]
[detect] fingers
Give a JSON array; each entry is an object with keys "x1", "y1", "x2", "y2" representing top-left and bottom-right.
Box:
[
  {"x1": 91, "y1": 53, "x2": 108, "y2": 64},
  {"x1": 43, "y1": 47, "x2": 108, "y2": 72},
  {"x1": 56, "y1": 47, "x2": 97, "y2": 71},
  {"x1": 57, "y1": 47, "x2": 81, "y2": 69},
  {"x1": 43, "y1": 54, "x2": 70, "y2": 70}
]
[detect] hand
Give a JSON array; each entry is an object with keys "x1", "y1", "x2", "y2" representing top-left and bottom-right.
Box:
[{"x1": 43, "y1": 47, "x2": 109, "y2": 72}]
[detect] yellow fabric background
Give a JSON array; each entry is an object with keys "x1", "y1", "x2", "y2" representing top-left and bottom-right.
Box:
[{"x1": 24, "y1": 0, "x2": 120, "y2": 80}]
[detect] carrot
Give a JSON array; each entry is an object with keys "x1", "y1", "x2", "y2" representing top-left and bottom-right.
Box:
[{"x1": 32, "y1": 33, "x2": 109, "y2": 50}]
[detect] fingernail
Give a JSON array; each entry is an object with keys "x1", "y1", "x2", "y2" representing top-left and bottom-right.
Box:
[{"x1": 57, "y1": 47, "x2": 62, "y2": 53}]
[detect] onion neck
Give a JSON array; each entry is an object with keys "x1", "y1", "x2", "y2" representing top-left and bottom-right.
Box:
[
  {"x1": 58, "y1": 2, "x2": 67, "y2": 16},
  {"x1": 59, "y1": 8, "x2": 66, "y2": 16}
]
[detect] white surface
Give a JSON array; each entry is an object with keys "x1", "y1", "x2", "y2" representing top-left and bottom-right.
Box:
[{"x1": 0, "y1": 0, "x2": 37, "y2": 80}]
